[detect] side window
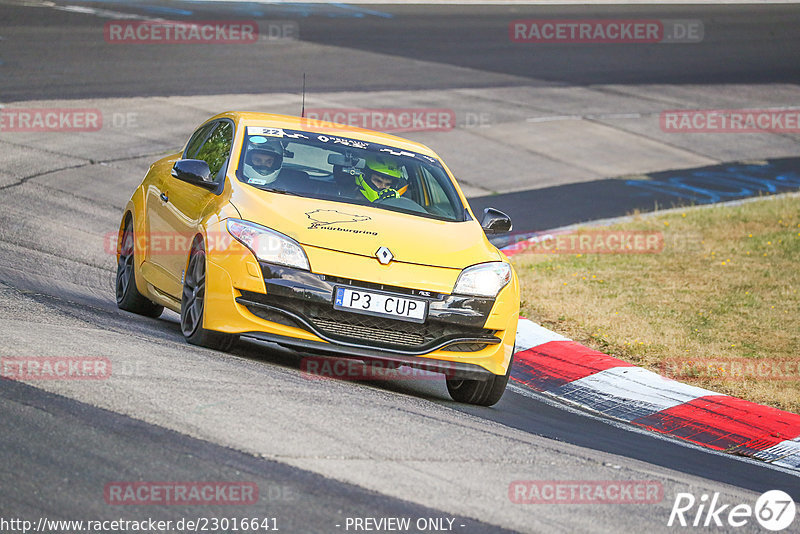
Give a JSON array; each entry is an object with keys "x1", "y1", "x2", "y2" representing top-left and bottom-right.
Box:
[
  {"x1": 420, "y1": 167, "x2": 449, "y2": 204},
  {"x1": 193, "y1": 121, "x2": 234, "y2": 180},
  {"x1": 184, "y1": 122, "x2": 216, "y2": 160},
  {"x1": 419, "y1": 166, "x2": 456, "y2": 218}
]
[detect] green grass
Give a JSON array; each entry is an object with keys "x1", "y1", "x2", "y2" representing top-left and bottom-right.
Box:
[{"x1": 512, "y1": 194, "x2": 800, "y2": 413}]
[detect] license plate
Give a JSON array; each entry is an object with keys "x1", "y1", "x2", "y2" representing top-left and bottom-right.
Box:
[{"x1": 333, "y1": 287, "x2": 427, "y2": 323}]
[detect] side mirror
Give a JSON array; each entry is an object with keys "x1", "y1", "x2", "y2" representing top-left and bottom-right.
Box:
[
  {"x1": 171, "y1": 159, "x2": 217, "y2": 190},
  {"x1": 481, "y1": 208, "x2": 512, "y2": 235}
]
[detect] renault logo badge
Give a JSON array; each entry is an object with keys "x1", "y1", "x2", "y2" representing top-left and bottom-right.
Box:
[{"x1": 376, "y1": 246, "x2": 393, "y2": 265}]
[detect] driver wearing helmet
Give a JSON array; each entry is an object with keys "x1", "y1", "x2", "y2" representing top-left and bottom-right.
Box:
[
  {"x1": 356, "y1": 156, "x2": 407, "y2": 202},
  {"x1": 242, "y1": 141, "x2": 284, "y2": 185}
]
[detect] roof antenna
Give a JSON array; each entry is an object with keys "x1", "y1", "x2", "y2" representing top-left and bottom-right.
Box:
[{"x1": 301, "y1": 73, "x2": 306, "y2": 118}]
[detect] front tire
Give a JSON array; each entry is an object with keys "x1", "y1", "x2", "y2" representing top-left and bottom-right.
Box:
[
  {"x1": 180, "y1": 240, "x2": 238, "y2": 352},
  {"x1": 116, "y1": 217, "x2": 164, "y2": 318},
  {"x1": 446, "y1": 351, "x2": 513, "y2": 406}
]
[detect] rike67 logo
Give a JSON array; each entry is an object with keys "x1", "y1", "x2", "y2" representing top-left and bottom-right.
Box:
[{"x1": 668, "y1": 490, "x2": 796, "y2": 531}]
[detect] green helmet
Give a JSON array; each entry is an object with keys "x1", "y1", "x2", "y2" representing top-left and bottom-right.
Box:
[{"x1": 356, "y1": 155, "x2": 405, "y2": 202}]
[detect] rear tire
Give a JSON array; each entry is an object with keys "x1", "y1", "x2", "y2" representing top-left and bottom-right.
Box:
[
  {"x1": 116, "y1": 217, "x2": 164, "y2": 318},
  {"x1": 180, "y1": 240, "x2": 238, "y2": 352},
  {"x1": 446, "y1": 351, "x2": 513, "y2": 406}
]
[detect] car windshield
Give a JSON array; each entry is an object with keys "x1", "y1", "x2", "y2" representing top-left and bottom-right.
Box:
[{"x1": 236, "y1": 127, "x2": 467, "y2": 222}]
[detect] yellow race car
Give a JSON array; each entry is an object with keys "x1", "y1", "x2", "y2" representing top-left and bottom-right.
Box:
[{"x1": 115, "y1": 112, "x2": 519, "y2": 406}]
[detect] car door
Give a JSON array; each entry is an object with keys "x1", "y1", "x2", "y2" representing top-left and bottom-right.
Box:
[{"x1": 145, "y1": 120, "x2": 234, "y2": 299}]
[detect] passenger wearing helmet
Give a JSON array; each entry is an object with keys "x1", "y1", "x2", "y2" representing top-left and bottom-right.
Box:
[
  {"x1": 242, "y1": 141, "x2": 284, "y2": 185},
  {"x1": 356, "y1": 156, "x2": 407, "y2": 202}
]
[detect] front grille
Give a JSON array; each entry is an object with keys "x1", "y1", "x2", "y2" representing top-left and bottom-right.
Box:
[
  {"x1": 239, "y1": 290, "x2": 497, "y2": 352},
  {"x1": 284, "y1": 298, "x2": 487, "y2": 346},
  {"x1": 313, "y1": 318, "x2": 426, "y2": 346}
]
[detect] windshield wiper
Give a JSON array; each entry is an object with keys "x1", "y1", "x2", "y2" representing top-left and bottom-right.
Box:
[{"x1": 260, "y1": 187, "x2": 302, "y2": 196}]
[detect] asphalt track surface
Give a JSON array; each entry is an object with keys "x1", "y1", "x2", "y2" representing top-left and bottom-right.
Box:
[
  {"x1": 470, "y1": 157, "x2": 800, "y2": 237},
  {"x1": 1, "y1": 2, "x2": 800, "y2": 101},
  {"x1": 1, "y1": 2, "x2": 800, "y2": 533},
  {"x1": 1, "y1": 380, "x2": 513, "y2": 533}
]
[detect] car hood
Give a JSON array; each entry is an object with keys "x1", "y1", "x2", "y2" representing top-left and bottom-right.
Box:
[{"x1": 229, "y1": 190, "x2": 499, "y2": 269}]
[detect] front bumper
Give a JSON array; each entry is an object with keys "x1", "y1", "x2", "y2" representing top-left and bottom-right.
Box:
[
  {"x1": 202, "y1": 237, "x2": 519, "y2": 376},
  {"x1": 238, "y1": 263, "x2": 501, "y2": 354},
  {"x1": 240, "y1": 330, "x2": 496, "y2": 380}
]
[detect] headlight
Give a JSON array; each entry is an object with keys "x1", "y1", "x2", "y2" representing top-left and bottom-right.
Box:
[
  {"x1": 453, "y1": 261, "x2": 512, "y2": 298},
  {"x1": 226, "y1": 219, "x2": 310, "y2": 270}
]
